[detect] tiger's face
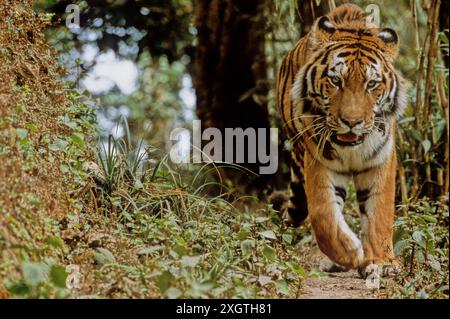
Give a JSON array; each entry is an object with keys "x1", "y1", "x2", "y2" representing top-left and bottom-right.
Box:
[
  {"x1": 293, "y1": 16, "x2": 407, "y2": 147},
  {"x1": 324, "y1": 50, "x2": 394, "y2": 145}
]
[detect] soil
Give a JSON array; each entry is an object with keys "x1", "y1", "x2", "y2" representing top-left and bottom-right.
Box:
[
  {"x1": 301, "y1": 271, "x2": 379, "y2": 299},
  {"x1": 299, "y1": 245, "x2": 380, "y2": 299}
]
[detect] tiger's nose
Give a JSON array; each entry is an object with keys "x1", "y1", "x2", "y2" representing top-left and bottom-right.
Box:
[{"x1": 340, "y1": 117, "x2": 364, "y2": 128}]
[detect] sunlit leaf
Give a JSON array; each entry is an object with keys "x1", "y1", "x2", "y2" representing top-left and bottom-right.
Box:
[
  {"x1": 94, "y1": 248, "x2": 116, "y2": 265},
  {"x1": 22, "y1": 262, "x2": 49, "y2": 287},
  {"x1": 258, "y1": 230, "x2": 277, "y2": 240},
  {"x1": 262, "y1": 244, "x2": 276, "y2": 261},
  {"x1": 421, "y1": 140, "x2": 431, "y2": 154}
]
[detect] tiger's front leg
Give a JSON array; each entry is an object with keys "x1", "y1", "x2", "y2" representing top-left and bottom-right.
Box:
[
  {"x1": 354, "y1": 151, "x2": 397, "y2": 278},
  {"x1": 304, "y1": 151, "x2": 364, "y2": 269}
]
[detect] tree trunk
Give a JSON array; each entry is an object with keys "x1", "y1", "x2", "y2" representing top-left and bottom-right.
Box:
[{"x1": 194, "y1": 0, "x2": 272, "y2": 191}]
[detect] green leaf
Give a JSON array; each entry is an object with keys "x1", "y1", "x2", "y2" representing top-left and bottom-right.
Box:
[
  {"x1": 258, "y1": 230, "x2": 277, "y2": 240},
  {"x1": 393, "y1": 228, "x2": 406, "y2": 245},
  {"x1": 262, "y1": 244, "x2": 276, "y2": 261},
  {"x1": 5, "y1": 280, "x2": 29, "y2": 296},
  {"x1": 308, "y1": 268, "x2": 328, "y2": 278},
  {"x1": 421, "y1": 140, "x2": 431, "y2": 154},
  {"x1": 255, "y1": 216, "x2": 270, "y2": 223},
  {"x1": 172, "y1": 244, "x2": 187, "y2": 256},
  {"x1": 275, "y1": 280, "x2": 290, "y2": 295},
  {"x1": 189, "y1": 281, "x2": 214, "y2": 297},
  {"x1": 240, "y1": 239, "x2": 255, "y2": 256},
  {"x1": 439, "y1": 32, "x2": 449, "y2": 44},
  {"x1": 394, "y1": 239, "x2": 410, "y2": 256},
  {"x1": 26, "y1": 123, "x2": 39, "y2": 133},
  {"x1": 282, "y1": 234, "x2": 293, "y2": 244},
  {"x1": 236, "y1": 228, "x2": 249, "y2": 240},
  {"x1": 410, "y1": 129, "x2": 423, "y2": 142},
  {"x1": 286, "y1": 261, "x2": 306, "y2": 277},
  {"x1": 432, "y1": 118, "x2": 445, "y2": 144},
  {"x1": 16, "y1": 128, "x2": 28, "y2": 140},
  {"x1": 412, "y1": 231, "x2": 426, "y2": 248},
  {"x1": 50, "y1": 265, "x2": 68, "y2": 288},
  {"x1": 397, "y1": 116, "x2": 415, "y2": 125},
  {"x1": 64, "y1": 120, "x2": 78, "y2": 129},
  {"x1": 422, "y1": 215, "x2": 437, "y2": 223},
  {"x1": 16, "y1": 103, "x2": 26, "y2": 113},
  {"x1": 49, "y1": 138, "x2": 69, "y2": 151},
  {"x1": 70, "y1": 133, "x2": 85, "y2": 147},
  {"x1": 94, "y1": 248, "x2": 116, "y2": 265},
  {"x1": 156, "y1": 271, "x2": 174, "y2": 294},
  {"x1": 22, "y1": 262, "x2": 49, "y2": 287},
  {"x1": 429, "y1": 259, "x2": 441, "y2": 272},
  {"x1": 137, "y1": 246, "x2": 162, "y2": 256},
  {"x1": 258, "y1": 275, "x2": 272, "y2": 286}
]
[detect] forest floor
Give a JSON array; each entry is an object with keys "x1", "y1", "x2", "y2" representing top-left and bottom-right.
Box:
[
  {"x1": 302, "y1": 272, "x2": 377, "y2": 299},
  {"x1": 299, "y1": 247, "x2": 379, "y2": 299}
]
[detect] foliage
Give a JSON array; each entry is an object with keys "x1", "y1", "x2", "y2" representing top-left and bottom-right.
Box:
[
  {"x1": 55, "y1": 119, "x2": 315, "y2": 298},
  {"x1": 4, "y1": 259, "x2": 69, "y2": 298},
  {"x1": 0, "y1": 84, "x2": 96, "y2": 298},
  {"x1": 34, "y1": 0, "x2": 195, "y2": 62},
  {"x1": 0, "y1": 1, "x2": 96, "y2": 298},
  {"x1": 386, "y1": 199, "x2": 449, "y2": 298}
]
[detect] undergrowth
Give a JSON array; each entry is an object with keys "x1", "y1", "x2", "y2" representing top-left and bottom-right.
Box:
[
  {"x1": 386, "y1": 199, "x2": 449, "y2": 298},
  {"x1": 50, "y1": 120, "x2": 313, "y2": 298}
]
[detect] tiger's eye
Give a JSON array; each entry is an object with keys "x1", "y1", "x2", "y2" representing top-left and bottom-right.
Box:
[
  {"x1": 367, "y1": 80, "x2": 378, "y2": 89},
  {"x1": 330, "y1": 76, "x2": 341, "y2": 86}
]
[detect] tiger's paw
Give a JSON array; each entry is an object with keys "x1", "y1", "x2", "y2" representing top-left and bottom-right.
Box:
[{"x1": 358, "y1": 261, "x2": 401, "y2": 279}]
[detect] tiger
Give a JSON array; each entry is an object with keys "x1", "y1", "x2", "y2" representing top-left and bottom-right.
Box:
[{"x1": 275, "y1": 4, "x2": 408, "y2": 277}]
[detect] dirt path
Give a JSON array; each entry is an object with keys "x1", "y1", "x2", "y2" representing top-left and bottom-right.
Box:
[
  {"x1": 299, "y1": 246, "x2": 380, "y2": 299},
  {"x1": 301, "y1": 271, "x2": 379, "y2": 299}
]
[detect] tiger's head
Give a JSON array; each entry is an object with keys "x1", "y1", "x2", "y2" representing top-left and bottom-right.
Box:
[{"x1": 293, "y1": 4, "x2": 408, "y2": 147}]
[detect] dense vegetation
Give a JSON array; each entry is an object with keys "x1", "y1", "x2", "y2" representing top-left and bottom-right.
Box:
[{"x1": 0, "y1": 0, "x2": 448, "y2": 299}]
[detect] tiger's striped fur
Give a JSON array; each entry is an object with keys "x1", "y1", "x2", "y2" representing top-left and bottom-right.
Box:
[{"x1": 276, "y1": 4, "x2": 408, "y2": 276}]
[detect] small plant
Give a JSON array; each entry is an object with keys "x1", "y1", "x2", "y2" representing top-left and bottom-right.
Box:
[
  {"x1": 387, "y1": 199, "x2": 449, "y2": 298},
  {"x1": 5, "y1": 257, "x2": 69, "y2": 299},
  {"x1": 67, "y1": 117, "x2": 310, "y2": 298}
]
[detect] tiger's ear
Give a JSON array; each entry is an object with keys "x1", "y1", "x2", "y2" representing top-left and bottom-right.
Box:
[
  {"x1": 378, "y1": 28, "x2": 399, "y2": 60},
  {"x1": 317, "y1": 16, "x2": 336, "y2": 34},
  {"x1": 311, "y1": 16, "x2": 336, "y2": 45}
]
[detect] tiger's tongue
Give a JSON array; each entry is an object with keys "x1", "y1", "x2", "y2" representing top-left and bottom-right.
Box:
[{"x1": 337, "y1": 133, "x2": 359, "y2": 142}]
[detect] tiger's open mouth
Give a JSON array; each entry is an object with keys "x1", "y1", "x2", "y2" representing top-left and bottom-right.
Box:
[{"x1": 331, "y1": 132, "x2": 365, "y2": 146}]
